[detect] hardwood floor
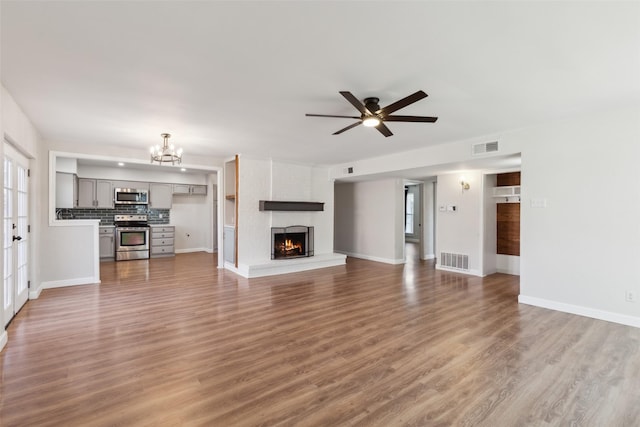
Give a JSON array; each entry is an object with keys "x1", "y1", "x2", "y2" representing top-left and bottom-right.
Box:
[{"x1": 2, "y1": 253, "x2": 640, "y2": 426}]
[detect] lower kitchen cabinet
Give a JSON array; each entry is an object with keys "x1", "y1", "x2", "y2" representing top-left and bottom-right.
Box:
[
  {"x1": 151, "y1": 225, "x2": 175, "y2": 257},
  {"x1": 99, "y1": 226, "x2": 115, "y2": 260}
]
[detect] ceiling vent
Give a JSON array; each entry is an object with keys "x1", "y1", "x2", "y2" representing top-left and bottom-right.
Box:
[{"x1": 472, "y1": 141, "x2": 499, "y2": 156}]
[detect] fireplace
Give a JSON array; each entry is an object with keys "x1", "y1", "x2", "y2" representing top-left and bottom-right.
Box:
[{"x1": 271, "y1": 226, "x2": 314, "y2": 260}]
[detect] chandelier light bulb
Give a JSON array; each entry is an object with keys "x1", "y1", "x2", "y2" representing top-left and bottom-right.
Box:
[{"x1": 150, "y1": 133, "x2": 183, "y2": 165}]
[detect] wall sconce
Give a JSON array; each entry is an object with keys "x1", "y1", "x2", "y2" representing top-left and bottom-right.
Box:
[{"x1": 460, "y1": 178, "x2": 470, "y2": 191}]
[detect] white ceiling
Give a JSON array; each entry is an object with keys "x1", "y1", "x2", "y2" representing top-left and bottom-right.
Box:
[{"x1": 2, "y1": 1, "x2": 639, "y2": 171}]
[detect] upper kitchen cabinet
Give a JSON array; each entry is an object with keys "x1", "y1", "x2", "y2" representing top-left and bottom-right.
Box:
[
  {"x1": 149, "y1": 183, "x2": 172, "y2": 209},
  {"x1": 55, "y1": 172, "x2": 77, "y2": 209},
  {"x1": 113, "y1": 181, "x2": 150, "y2": 191},
  {"x1": 172, "y1": 184, "x2": 207, "y2": 195},
  {"x1": 77, "y1": 178, "x2": 113, "y2": 208}
]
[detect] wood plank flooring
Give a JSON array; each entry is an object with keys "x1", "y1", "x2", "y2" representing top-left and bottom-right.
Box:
[{"x1": 2, "y1": 252, "x2": 640, "y2": 426}]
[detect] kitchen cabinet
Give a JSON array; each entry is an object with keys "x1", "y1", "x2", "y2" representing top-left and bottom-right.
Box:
[
  {"x1": 112, "y1": 180, "x2": 149, "y2": 191},
  {"x1": 149, "y1": 183, "x2": 173, "y2": 209},
  {"x1": 77, "y1": 179, "x2": 113, "y2": 208},
  {"x1": 172, "y1": 184, "x2": 207, "y2": 195},
  {"x1": 190, "y1": 185, "x2": 207, "y2": 195},
  {"x1": 99, "y1": 226, "x2": 115, "y2": 259},
  {"x1": 151, "y1": 226, "x2": 175, "y2": 257},
  {"x1": 56, "y1": 172, "x2": 76, "y2": 208}
]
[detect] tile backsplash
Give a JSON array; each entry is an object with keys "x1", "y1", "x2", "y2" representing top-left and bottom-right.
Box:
[{"x1": 56, "y1": 206, "x2": 170, "y2": 225}]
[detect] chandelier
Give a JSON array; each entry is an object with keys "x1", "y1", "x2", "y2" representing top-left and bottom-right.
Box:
[{"x1": 150, "y1": 133, "x2": 183, "y2": 164}]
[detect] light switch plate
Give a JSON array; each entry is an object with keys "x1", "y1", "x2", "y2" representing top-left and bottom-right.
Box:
[{"x1": 530, "y1": 198, "x2": 547, "y2": 208}]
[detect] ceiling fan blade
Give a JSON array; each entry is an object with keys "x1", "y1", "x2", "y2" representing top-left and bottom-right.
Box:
[
  {"x1": 377, "y1": 90, "x2": 428, "y2": 116},
  {"x1": 384, "y1": 115, "x2": 438, "y2": 123},
  {"x1": 333, "y1": 121, "x2": 362, "y2": 135},
  {"x1": 306, "y1": 113, "x2": 361, "y2": 119},
  {"x1": 376, "y1": 122, "x2": 393, "y2": 137},
  {"x1": 339, "y1": 91, "x2": 372, "y2": 115}
]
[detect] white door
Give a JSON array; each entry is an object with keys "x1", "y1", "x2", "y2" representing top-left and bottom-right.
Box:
[{"x1": 3, "y1": 143, "x2": 30, "y2": 327}]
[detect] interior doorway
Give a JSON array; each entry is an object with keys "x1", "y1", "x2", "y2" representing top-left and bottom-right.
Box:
[{"x1": 404, "y1": 183, "x2": 422, "y2": 263}]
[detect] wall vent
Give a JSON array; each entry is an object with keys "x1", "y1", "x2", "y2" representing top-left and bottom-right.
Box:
[
  {"x1": 440, "y1": 252, "x2": 469, "y2": 271},
  {"x1": 472, "y1": 141, "x2": 499, "y2": 155}
]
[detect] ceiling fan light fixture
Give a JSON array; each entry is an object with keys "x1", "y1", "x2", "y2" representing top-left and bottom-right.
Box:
[
  {"x1": 362, "y1": 116, "x2": 381, "y2": 127},
  {"x1": 150, "y1": 133, "x2": 183, "y2": 165}
]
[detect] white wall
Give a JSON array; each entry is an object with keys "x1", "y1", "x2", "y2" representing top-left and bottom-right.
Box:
[
  {"x1": 38, "y1": 222, "x2": 99, "y2": 287},
  {"x1": 435, "y1": 171, "x2": 483, "y2": 275},
  {"x1": 482, "y1": 174, "x2": 497, "y2": 276},
  {"x1": 237, "y1": 157, "x2": 272, "y2": 266},
  {"x1": 172, "y1": 194, "x2": 211, "y2": 252},
  {"x1": 77, "y1": 164, "x2": 210, "y2": 185},
  {"x1": 2, "y1": 87, "x2": 40, "y2": 157},
  {"x1": 497, "y1": 255, "x2": 520, "y2": 275},
  {"x1": 422, "y1": 180, "x2": 436, "y2": 259},
  {"x1": 49, "y1": 139, "x2": 226, "y2": 171},
  {"x1": 3, "y1": 87, "x2": 47, "y2": 293},
  {"x1": 334, "y1": 178, "x2": 405, "y2": 264},
  {"x1": 518, "y1": 108, "x2": 640, "y2": 326}
]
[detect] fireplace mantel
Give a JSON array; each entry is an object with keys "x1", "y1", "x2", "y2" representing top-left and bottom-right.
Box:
[{"x1": 259, "y1": 200, "x2": 324, "y2": 211}]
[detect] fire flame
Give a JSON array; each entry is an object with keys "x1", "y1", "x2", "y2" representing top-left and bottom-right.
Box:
[{"x1": 284, "y1": 239, "x2": 301, "y2": 251}]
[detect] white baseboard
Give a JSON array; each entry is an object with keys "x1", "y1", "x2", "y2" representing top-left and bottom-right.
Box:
[
  {"x1": 519, "y1": 295, "x2": 640, "y2": 329},
  {"x1": 223, "y1": 261, "x2": 241, "y2": 275},
  {"x1": 175, "y1": 247, "x2": 211, "y2": 254},
  {"x1": 0, "y1": 330, "x2": 7, "y2": 353},
  {"x1": 29, "y1": 285, "x2": 43, "y2": 300},
  {"x1": 41, "y1": 276, "x2": 100, "y2": 290},
  {"x1": 336, "y1": 251, "x2": 404, "y2": 265},
  {"x1": 496, "y1": 268, "x2": 520, "y2": 276},
  {"x1": 422, "y1": 253, "x2": 435, "y2": 260}
]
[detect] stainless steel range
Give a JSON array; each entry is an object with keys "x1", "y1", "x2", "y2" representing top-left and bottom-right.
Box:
[{"x1": 114, "y1": 214, "x2": 150, "y2": 261}]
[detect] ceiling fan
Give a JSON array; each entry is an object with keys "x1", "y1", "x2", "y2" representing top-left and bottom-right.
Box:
[{"x1": 306, "y1": 90, "x2": 438, "y2": 137}]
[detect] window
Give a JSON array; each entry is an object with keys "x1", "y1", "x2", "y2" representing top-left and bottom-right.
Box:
[{"x1": 405, "y1": 191, "x2": 414, "y2": 234}]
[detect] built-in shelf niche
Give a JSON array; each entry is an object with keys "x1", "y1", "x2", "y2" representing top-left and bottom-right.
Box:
[
  {"x1": 492, "y1": 185, "x2": 520, "y2": 199},
  {"x1": 259, "y1": 201, "x2": 324, "y2": 212},
  {"x1": 224, "y1": 156, "x2": 238, "y2": 267},
  {"x1": 224, "y1": 158, "x2": 237, "y2": 226}
]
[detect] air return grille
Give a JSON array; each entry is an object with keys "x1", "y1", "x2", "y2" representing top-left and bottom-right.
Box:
[
  {"x1": 440, "y1": 252, "x2": 469, "y2": 271},
  {"x1": 472, "y1": 141, "x2": 499, "y2": 155}
]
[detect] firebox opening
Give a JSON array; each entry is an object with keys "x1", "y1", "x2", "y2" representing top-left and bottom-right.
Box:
[{"x1": 271, "y1": 226, "x2": 314, "y2": 260}]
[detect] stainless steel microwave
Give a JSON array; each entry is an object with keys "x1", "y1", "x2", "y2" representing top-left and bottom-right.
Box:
[{"x1": 114, "y1": 188, "x2": 149, "y2": 205}]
